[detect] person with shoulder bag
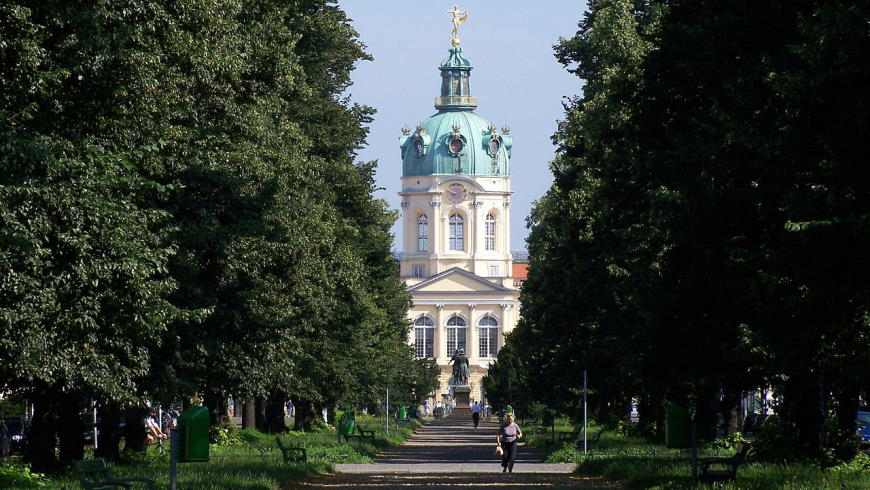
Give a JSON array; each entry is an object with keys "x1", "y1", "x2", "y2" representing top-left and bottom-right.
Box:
[{"x1": 495, "y1": 412, "x2": 522, "y2": 473}]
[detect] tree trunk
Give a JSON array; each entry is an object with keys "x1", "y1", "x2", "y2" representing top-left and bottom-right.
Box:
[
  {"x1": 25, "y1": 391, "x2": 59, "y2": 472},
  {"x1": 831, "y1": 384, "x2": 860, "y2": 461},
  {"x1": 95, "y1": 403, "x2": 122, "y2": 460},
  {"x1": 242, "y1": 401, "x2": 257, "y2": 429},
  {"x1": 719, "y1": 388, "x2": 742, "y2": 437},
  {"x1": 292, "y1": 399, "x2": 319, "y2": 431},
  {"x1": 57, "y1": 393, "x2": 85, "y2": 463},
  {"x1": 264, "y1": 391, "x2": 287, "y2": 434},
  {"x1": 255, "y1": 398, "x2": 268, "y2": 432},
  {"x1": 203, "y1": 390, "x2": 229, "y2": 428},
  {"x1": 694, "y1": 387, "x2": 718, "y2": 441},
  {"x1": 782, "y1": 371, "x2": 823, "y2": 454},
  {"x1": 326, "y1": 405, "x2": 336, "y2": 426},
  {"x1": 123, "y1": 407, "x2": 148, "y2": 452}
]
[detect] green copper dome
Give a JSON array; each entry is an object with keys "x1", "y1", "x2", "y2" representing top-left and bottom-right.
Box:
[{"x1": 400, "y1": 46, "x2": 512, "y2": 177}]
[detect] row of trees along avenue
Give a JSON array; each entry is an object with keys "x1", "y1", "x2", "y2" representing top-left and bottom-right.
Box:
[
  {"x1": 484, "y1": 0, "x2": 869, "y2": 462},
  {"x1": 0, "y1": 1, "x2": 439, "y2": 471}
]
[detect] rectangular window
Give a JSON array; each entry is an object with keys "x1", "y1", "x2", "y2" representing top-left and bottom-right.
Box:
[
  {"x1": 488, "y1": 264, "x2": 500, "y2": 277},
  {"x1": 446, "y1": 328, "x2": 466, "y2": 356},
  {"x1": 415, "y1": 327, "x2": 434, "y2": 358},
  {"x1": 449, "y1": 222, "x2": 464, "y2": 251},
  {"x1": 412, "y1": 264, "x2": 424, "y2": 278},
  {"x1": 479, "y1": 327, "x2": 499, "y2": 358},
  {"x1": 417, "y1": 221, "x2": 428, "y2": 252},
  {"x1": 485, "y1": 221, "x2": 495, "y2": 251}
]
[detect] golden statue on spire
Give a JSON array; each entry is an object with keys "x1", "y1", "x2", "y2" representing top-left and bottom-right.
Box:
[{"x1": 447, "y1": 5, "x2": 468, "y2": 46}]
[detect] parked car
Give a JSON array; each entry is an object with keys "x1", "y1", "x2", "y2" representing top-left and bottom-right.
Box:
[
  {"x1": 2, "y1": 416, "x2": 29, "y2": 454},
  {"x1": 857, "y1": 411, "x2": 870, "y2": 448}
]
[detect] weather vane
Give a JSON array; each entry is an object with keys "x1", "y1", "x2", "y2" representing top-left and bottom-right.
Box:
[{"x1": 447, "y1": 5, "x2": 468, "y2": 46}]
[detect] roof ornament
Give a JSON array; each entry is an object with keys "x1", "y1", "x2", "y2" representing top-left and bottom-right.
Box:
[
  {"x1": 447, "y1": 6, "x2": 468, "y2": 47},
  {"x1": 401, "y1": 127, "x2": 411, "y2": 135}
]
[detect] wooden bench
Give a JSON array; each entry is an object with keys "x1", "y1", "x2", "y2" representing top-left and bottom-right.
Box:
[
  {"x1": 73, "y1": 458, "x2": 156, "y2": 490},
  {"x1": 274, "y1": 436, "x2": 307, "y2": 463},
  {"x1": 341, "y1": 425, "x2": 375, "y2": 444},
  {"x1": 698, "y1": 443, "x2": 750, "y2": 484},
  {"x1": 575, "y1": 428, "x2": 606, "y2": 458},
  {"x1": 558, "y1": 425, "x2": 582, "y2": 442}
]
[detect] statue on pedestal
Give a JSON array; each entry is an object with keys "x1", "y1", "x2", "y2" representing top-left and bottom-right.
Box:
[{"x1": 450, "y1": 348, "x2": 470, "y2": 385}]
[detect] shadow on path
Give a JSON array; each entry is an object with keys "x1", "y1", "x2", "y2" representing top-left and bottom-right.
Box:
[{"x1": 296, "y1": 417, "x2": 622, "y2": 489}]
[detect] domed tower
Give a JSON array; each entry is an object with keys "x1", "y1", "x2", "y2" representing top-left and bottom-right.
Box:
[
  {"x1": 398, "y1": 44, "x2": 514, "y2": 285},
  {"x1": 400, "y1": 12, "x2": 519, "y2": 407}
]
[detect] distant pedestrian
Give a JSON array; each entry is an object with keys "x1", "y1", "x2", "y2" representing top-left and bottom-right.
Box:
[
  {"x1": 496, "y1": 412, "x2": 522, "y2": 473},
  {"x1": 471, "y1": 400, "x2": 481, "y2": 428},
  {"x1": 424, "y1": 401, "x2": 431, "y2": 417}
]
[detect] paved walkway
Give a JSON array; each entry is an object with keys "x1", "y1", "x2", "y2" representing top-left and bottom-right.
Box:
[{"x1": 297, "y1": 416, "x2": 621, "y2": 489}]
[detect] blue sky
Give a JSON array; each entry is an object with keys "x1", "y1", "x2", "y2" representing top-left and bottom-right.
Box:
[{"x1": 341, "y1": 1, "x2": 588, "y2": 252}]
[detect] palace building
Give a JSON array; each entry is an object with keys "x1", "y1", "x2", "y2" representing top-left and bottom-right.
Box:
[{"x1": 397, "y1": 30, "x2": 521, "y2": 405}]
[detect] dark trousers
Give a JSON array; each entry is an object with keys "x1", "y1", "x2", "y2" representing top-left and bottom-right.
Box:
[
  {"x1": 472, "y1": 412, "x2": 480, "y2": 427},
  {"x1": 500, "y1": 439, "x2": 517, "y2": 470}
]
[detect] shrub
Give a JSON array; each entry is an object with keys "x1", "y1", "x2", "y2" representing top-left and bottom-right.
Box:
[{"x1": 0, "y1": 462, "x2": 48, "y2": 488}]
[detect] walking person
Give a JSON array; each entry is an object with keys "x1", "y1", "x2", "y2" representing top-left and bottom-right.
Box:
[
  {"x1": 496, "y1": 412, "x2": 522, "y2": 473},
  {"x1": 471, "y1": 400, "x2": 481, "y2": 428}
]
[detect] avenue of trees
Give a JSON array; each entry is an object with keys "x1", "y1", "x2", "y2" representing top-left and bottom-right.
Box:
[
  {"x1": 0, "y1": 0, "x2": 437, "y2": 471},
  {"x1": 485, "y1": 0, "x2": 869, "y2": 462}
]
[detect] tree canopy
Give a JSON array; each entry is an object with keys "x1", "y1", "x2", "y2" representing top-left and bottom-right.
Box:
[
  {"x1": 485, "y1": 0, "x2": 869, "y2": 460},
  {"x1": 0, "y1": 0, "x2": 430, "y2": 469}
]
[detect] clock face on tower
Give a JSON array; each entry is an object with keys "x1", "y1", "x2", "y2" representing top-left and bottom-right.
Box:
[{"x1": 446, "y1": 183, "x2": 467, "y2": 204}]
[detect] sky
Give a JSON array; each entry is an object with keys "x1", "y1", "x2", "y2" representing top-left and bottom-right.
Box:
[{"x1": 341, "y1": 1, "x2": 588, "y2": 252}]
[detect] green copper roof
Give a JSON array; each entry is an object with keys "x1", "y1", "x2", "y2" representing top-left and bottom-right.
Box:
[{"x1": 399, "y1": 46, "x2": 512, "y2": 177}]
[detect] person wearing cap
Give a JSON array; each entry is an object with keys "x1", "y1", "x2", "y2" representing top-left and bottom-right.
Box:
[{"x1": 145, "y1": 408, "x2": 167, "y2": 446}]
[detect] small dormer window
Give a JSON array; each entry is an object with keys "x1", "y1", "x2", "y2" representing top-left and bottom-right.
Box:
[
  {"x1": 449, "y1": 136, "x2": 464, "y2": 154},
  {"x1": 412, "y1": 126, "x2": 430, "y2": 158},
  {"x1": 488, "y1": 136, "x2": 501, "y2": 156},
  {"x1": 414, "y1": 135, "x2": 425, "y2": 157}
]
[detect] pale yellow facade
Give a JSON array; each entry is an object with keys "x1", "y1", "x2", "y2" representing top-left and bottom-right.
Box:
[{"x1": 400, "y1": 175, "x2": 520, "y2": 403}]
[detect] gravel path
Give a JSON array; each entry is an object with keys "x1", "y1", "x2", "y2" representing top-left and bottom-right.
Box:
[{"x1": 293, "y1": 416, "x2": 622, "y2": 489}]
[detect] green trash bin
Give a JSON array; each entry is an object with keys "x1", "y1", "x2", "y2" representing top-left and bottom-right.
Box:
[
  {"x1": 338, "y1": 411, "x2": 356, "y2": 436},
  {"x1": 665, "y1": 402, "x2": 689, "y2": 448},
  {"x1": 397, "y1": 406, "x2": 407, "y2": 420},
  {"x1": 178, "y1": 406, "x2": 209, "y2": 462}
]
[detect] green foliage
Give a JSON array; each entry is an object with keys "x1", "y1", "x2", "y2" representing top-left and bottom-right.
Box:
[
  {"x1": 505, "y1": 0, "x2": 870, "y2": 462},
  {"x1": 0, "y1": 0, "x2": 419, "y2": 465},
  {"x1": 0, "y1": 462, "x2": 48, "y2": 488},
  {"x1": 547, "y1": 428, "x2": 870, "y2": 489},
  {"x1": 210, "y1": 424, "x2": 244, "y2": 446}
]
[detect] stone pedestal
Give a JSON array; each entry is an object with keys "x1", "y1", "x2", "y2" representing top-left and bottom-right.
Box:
[{"x1": 453, "y1": 385, "x2": 471, "y2": 408}]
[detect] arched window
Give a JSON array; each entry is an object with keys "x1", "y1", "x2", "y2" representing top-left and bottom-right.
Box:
[
  {"x1": 449, "y1": 213, "x2": 464, "y2": 251},
  {"x1": 446, "y1": 315, "x2": 467, "y2": 355},
  {"x1": 485, "y1": 213, "x2": 496, "y2": 251},
  {"x1": 478, "y1": 315, "x2": 499, "y2": 358},
  {"x1": 414, "y1": 315, "x2": 435, "y2": 358},
  {"x1": 417, "y1": 214, "x2": 429, "y2": 252}
]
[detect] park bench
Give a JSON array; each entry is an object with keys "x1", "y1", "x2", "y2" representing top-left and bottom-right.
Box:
[
  {"x1": 698, "y1": 443, "x2": 751, "y2": 484},
  {"x1": 558, "y1": 425, "x2": 582, "y2": 443},
  {"x1": 532, "y1": 414, "x2": 556, "y2": 441},
  {"x1": 274, "y1": 435, "x2": 307, "y2": 463},
  {"x1": 341, "y1": 425, "x2": 375, "y2": 444},
  {"x1": 74, "y1": 458, "x2": 156, "y2": 490},
  {"x1": 575, "y1": 428, "x2": 606, "y2": 458}
]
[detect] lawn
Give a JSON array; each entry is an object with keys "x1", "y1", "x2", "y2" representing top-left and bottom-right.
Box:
[
  {"x1": 0, "y1": 414, "x2": 423, "y2": 489},
  {"x1": 523, "y1": 418, "x2": 870, "y2": 489}
]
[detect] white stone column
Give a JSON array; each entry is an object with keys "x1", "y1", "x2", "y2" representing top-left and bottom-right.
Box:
[
  {"x1": 468, "y1": 303, "x2": 478, "y2": 360},
  {"x1": 500, "y1": 303, "x2": 513, "y2": 352},
  {"x1": 435, "y1": 304, "x2": 445, "y2": 359}
]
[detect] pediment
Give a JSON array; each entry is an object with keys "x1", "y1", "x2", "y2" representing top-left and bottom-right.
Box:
[{"x1": 408, "y1": 267, "x2": 511, "y2": 293}]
